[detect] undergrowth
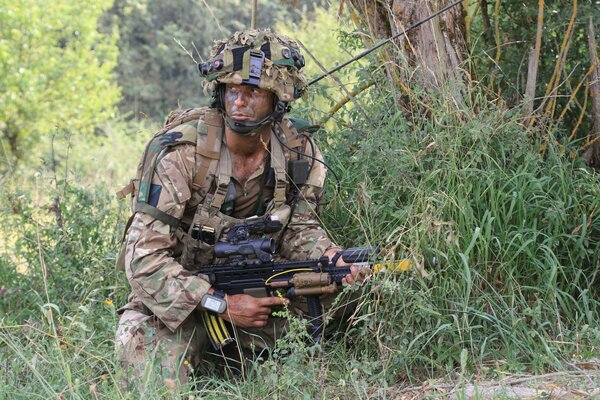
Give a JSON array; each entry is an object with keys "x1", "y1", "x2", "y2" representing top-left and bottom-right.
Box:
[
  {"x1": 318, "y1": 86, "x2": 600, "y2": 385},
  {"x1": 1, "y1": 85, "x2": 599, "y2": 398}
]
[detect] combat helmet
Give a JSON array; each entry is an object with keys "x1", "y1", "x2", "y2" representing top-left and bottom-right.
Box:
[{"x1": 199, "y1": 28, "x2": 308, "y2": 135}]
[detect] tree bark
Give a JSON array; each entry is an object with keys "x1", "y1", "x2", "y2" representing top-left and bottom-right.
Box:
[
  {"x1": 479, "y1": 0, "x2": 493, "y2": 45},
  {"x1": 348, "y1": 0, "x2": 469, "y2": 108},
  {"x1": 523, "y1": 0, "x2": 544, "y2": 124},
  {"x1": 583, "y1": 17, "x2": 600, "y2": 167}
]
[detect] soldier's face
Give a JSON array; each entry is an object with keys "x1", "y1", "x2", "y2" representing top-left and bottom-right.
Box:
[{"x1": 224, "y1": 84, "x2": 274, "y2": 123}]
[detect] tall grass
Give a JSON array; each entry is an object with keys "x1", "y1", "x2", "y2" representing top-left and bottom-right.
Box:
[
  {"x1": 318, "y1": 85, "x2": 600, "y2": 384},
  {"x1": 0, "y1": 120, "x2": 137, "y2": 398},
  {"x1": 1, "y1": 85, "x2": 599, "y2": 398}
]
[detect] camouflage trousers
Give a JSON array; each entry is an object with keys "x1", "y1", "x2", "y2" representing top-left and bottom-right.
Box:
[
  {"x1": 115, "y1": 308, "x2": 288, "y2": 388},
  {"x1": 115, "y1": 292, "x2": 358, "y2": 388}
]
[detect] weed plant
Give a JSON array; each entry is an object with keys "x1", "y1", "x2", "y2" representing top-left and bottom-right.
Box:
[{"x1": 0, "y1": 120, "x2": 140, "y2": 398}]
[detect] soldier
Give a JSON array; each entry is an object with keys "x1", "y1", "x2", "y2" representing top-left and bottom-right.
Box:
[{"x1": 115, "y1": 28, "x2": 364, "y2": 387}]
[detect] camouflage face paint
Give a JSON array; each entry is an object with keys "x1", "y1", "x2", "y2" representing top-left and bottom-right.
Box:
[{"x1": 224, "y1": 83, "x2": 274, "y2": 123}]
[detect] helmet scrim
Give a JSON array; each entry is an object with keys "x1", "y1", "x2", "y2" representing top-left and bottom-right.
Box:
[{"x1": 199, "y1": 28, "x2": 308, "y2": 103}]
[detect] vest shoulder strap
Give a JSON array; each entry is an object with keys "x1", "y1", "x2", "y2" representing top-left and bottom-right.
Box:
[
  {"x1": 278, "y1": 117, "x2": 303, "y2": 149},
  {"x1": 117, "y1": 107, "x2": 224, "y2": 228},
  {"x1": 193, "y1": 108, "x2": 223, "y2": 190},
  {"x1": 137, "y1": 118, "x2": 200, "y2": 204},
  {"x1": 275, "y1": 116, "x2": 316, "y2": 191}
]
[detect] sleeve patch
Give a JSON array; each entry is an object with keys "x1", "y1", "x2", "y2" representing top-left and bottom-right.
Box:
[
  {"x1": 148, "y1": 184, "x2": 162, "y2": 207},
  {"x1": 158, "y1": 131, "x2": 183, "y2": 145}
]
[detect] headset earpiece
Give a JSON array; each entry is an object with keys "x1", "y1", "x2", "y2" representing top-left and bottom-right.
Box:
[{"x1": 210, "y1": 85, "x2": 226, "y2": 111}]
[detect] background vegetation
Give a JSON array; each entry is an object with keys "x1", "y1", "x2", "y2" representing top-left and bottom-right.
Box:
[{"x1": 1, "y1": 0, "x2": 599, "y2": 398}]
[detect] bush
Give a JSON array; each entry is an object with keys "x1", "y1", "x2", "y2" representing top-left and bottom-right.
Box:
[
  {"x1": 0, "y1": 174, "x2": 129, "y2": 397},
  {"x1": 317, "y1": 84, "x2": 600, "y2": 382}
]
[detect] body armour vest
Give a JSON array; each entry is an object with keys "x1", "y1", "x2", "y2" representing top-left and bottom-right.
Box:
[{"x1": 116, "y1": 107, "x2": 314, "y2": 270}]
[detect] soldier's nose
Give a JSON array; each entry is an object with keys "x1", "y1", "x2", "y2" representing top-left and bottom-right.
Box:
[{"x1": 234, "y1": 94, "x2": 247, "y2": 107}]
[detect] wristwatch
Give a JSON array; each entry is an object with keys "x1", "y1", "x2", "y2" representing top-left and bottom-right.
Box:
[{"x1": 201, "y1": 290, "x2": 227, "y2": 314}]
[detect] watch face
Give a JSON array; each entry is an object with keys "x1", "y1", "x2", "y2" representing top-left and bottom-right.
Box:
[{"x1": 202, "y1": 295, "x2": 227, "y2": 314}]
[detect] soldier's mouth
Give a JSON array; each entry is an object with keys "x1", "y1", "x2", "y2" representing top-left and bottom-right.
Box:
[{"x1": 230, "y1": 113, "x2": 252, "y2": 121}]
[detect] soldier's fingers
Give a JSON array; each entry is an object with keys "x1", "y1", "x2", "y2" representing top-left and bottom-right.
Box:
[
  {"x1": 258, "y1": 296, "x2": 288, "y2": 307},
  {"x1": 256, "y1": 306, "x2": 275, "y2": 315},
  {"x1": 252, "y1": 314, "x2": 269, "y2": 326},
  {"x1": 351, "y1": 265, "x2": 368, "y2": 282},
  {"x1": 254, "y1": 319, "x2": 268, "y2": 328},
  {"x1": 254, "y1": 313, "x2": 269, "y2": 321}
]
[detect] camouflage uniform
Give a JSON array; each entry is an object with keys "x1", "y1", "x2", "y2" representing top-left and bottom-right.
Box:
[
  {"x1": 115, "y1": 114, "x2": 338, "y2": 386},
  {"x1": 115, "y1": 28, "x2": 351, "y2": 387}
]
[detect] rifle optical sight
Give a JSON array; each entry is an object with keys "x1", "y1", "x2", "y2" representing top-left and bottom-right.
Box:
[{"x1": 214, "y1": 238, "x2": 275, "y2": 262}]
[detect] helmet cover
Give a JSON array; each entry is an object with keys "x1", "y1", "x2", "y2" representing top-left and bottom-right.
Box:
[{"x1": 199, "y1": 29, "x2": 308, "y2": 103}]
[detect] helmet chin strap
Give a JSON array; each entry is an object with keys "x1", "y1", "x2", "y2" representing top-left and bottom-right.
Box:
[{"x1": 224, "y1": 100, "x2": 290, "y2": 136}]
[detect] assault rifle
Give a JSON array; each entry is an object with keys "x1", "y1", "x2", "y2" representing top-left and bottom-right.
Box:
[{"x1": 193, "y1": 216, "x2": 379, "y2": 344}]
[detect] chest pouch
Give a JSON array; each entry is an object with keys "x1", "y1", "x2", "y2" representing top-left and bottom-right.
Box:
[
  {"x1": 179, "y1": 144, "x2": 232, "y2": 269},
  {"x1": 179, "y1": 134, "x2": 294, "y2": 268}
]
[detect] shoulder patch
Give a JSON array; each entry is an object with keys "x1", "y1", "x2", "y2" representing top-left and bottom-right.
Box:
[
  {"x1": 148, "y1": 184, "x2": 162, "y2": 207},
  {"x1": 197, "y1": 119, "x2": 209, "y2": 136},
  {"x1": 160, "y1": 123, "x2": 198, "y2": 146},
  {"x1": 159, "y1": 131, "x2": 184, "y2": 145}
]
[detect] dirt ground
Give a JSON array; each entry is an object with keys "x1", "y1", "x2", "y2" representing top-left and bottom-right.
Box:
[{"x1": 387, "y1": 367, "x2": 600, "y2": 399}]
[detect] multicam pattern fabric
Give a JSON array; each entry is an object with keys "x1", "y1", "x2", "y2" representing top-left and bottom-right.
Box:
[
  {"x1": 279, "y1": 144, "x2": 332, "y2": 261},
  {"x1": 123, "y1": 142, "x2": 211, "y2": 333},
  {"x1": 115, "y1": 309, "x2": 207, "y2": 386},
  {"x1": 201, "y1": 28, "x2": 308, "y2": 102},
  {"x1": 116, "y1": 113, "x2": 336, "y2": 383}
]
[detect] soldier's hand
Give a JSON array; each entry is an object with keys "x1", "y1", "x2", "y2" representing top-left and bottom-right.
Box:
[
  {"x1": 220, "y1": 293, "x2": 288, "y2": 328},
  {"x1": 323, "y1": 247, "x2": 369, "y2": 285}
]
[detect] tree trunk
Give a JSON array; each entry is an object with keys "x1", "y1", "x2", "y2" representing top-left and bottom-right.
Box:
[
  {"x1": 479, "y1": 0, "x2": 493, "y2": 45},
  {"x1": 348, "y1": 0, "x2": 469, "y2": 108},
  {"x1": 583, "y1": 17, "x2": 600, "y2": 167},
  {"x1": 523, "y1": 0, "x2": 544, "y2": 124}
]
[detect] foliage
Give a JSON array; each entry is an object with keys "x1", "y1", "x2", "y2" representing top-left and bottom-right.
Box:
[
  {"x1": 105, "y1": 0, "x2": 310, "y2": 121},
  {"x1": 276, "y1": 4, "x2": 364, "y2": 126},
  {"x1": 0, "y1": 0, "x2": 120, "y2": 167},
  {"x1": 469, "y1": 1, "x2": 600, "y2": 143},
  {"x1": 0, "y1": 179, "x2": 126, "y2": 319},
  {"x1": 317, "y1": 78, "x2": 600, "y2": 382},
  {"x1": 1, "y1": 1, "x2": 600, "y2": 398},
  {"x1": 0, "y1": 171, "x2": 128, "y2": 397}
]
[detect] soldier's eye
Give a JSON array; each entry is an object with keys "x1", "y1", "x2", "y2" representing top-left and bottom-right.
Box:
[{"x1": 252, "y1": 88, "x2": 267, "y2": 97}]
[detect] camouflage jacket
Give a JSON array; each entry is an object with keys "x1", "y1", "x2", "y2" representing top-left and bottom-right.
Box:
[{"x1": 120, "y1": 114, "x2": 335, "y2": 332}]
